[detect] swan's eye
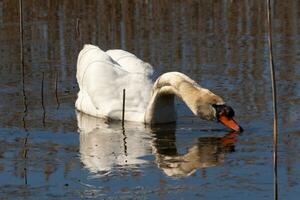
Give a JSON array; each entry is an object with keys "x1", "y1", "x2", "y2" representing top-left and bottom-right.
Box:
[
  {"x1": 224, "y1": 105, "x2": 235, "y2": 118},
  {"x1": 212, "y1": 104, "x2": 235, "y2": 118}
]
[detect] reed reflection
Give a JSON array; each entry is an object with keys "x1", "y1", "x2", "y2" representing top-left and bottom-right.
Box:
[{"x1": 77, "y1": 112, "x2": 238, "y2": 177}]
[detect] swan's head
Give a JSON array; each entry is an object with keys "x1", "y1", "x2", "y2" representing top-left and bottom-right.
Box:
[
  {"x1": 193, "y1": 89, "x2": 243, "y2": 132},
  {"x1": 195, "y1": 100, "x2": 242, "y2": 132},
  {"x1": 212, "y1": 104, "x2": 243, "y2": 132}
]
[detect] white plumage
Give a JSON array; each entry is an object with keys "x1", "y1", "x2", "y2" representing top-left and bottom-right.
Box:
[
  {"x1": 76, "y1": 44, "x2": 153, "y2": 122},
  {"x1": 75, "y1": 44, "x2": 240, "y2": 128}
]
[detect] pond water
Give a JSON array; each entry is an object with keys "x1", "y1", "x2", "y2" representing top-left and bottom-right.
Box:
[{"x1": 0, "y1": 0, "x2": 300, "y2": 199}]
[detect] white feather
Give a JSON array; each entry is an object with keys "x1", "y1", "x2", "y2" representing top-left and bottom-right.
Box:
[{"x1": 76, "y1": 44, "x2": 153, "y2": 122}]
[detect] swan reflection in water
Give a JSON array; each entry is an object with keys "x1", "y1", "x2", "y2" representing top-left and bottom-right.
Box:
[
  {"x1": 77, "y1": 112, "x2": 238, "y2": 177},
  {"x1": 153, "y1": 129, "x2": 237, "y2": 177}
]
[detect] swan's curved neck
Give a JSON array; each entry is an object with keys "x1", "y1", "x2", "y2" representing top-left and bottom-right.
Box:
[{"x1": 144, "y1": 72, "x2": 224, "y2": 124}]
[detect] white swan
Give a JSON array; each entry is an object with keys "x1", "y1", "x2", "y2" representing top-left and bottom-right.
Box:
[{"x1": 76, "y1": 44, "x2": 242, "y2": 131}]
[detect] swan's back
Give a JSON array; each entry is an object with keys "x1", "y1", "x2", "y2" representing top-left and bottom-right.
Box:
[
  {"x1": 106, "y1": 49, "x2": 153, "y2": 75},
  {"x1": 76, "y1": 44, "x2": 153, "y2": 122}
]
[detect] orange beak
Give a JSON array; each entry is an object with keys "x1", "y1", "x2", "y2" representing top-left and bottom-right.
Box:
[{"x1": 219, "y1": 115, "x2": 243, "y2": 132}]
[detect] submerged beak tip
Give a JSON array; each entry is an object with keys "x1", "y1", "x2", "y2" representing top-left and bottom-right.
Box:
[
  {"x1": 232, "y1": 125, "x2": 243, "y2": 133},
  {"x1": 238, "y1": 126, "x2": 244, "y2": 132}
]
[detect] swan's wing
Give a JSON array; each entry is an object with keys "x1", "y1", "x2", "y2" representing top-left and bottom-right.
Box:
[
  {"x1": 106, "y1": 49, "x2": 153, "y2": 76},
  {"x1": 76, "y1": 45, "x2": 153, "y2": 122},
  {"x1": 77, "y1": 45, "x2": 125, "y2": 114},
  {"x1": 77, "y1": 45, "x2": 121, "y2": 87}
]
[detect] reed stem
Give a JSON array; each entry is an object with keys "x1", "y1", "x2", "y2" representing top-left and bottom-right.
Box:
[
  {"x1": 22, "y1": 132, "x2": 29, "y2": 185},
  {"x1": 122, "y1": 89, "x2": 126, "y2": 127},
  {"x1": 55, "y1": 71, "x2": 60, "y2": 109},
  {"x1": 41, "y1": 72, "x2": 46, "y2": 125},
  {"x1": 19, "y1": 0, "x2": 28, "y2": 129},
  {"x1": 267, "y1": 0, "x2": 278, "y2": 199},
  {"x1": 19, "y1": 0, "x2": 28, "y2": 186},
  {"x1": 121, "y1": 89, "x2": 127, "y2": 158},
  {"x1": 19, "y1": 0, "x2": 24, "y2": 79},
  {"x1": 76, "y1": 18, "x2": 80, "y2": 38}
]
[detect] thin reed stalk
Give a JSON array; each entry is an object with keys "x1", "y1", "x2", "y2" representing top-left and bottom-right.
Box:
[
  {"x1": 22, "y1": 136, "x2": 28, "y2": 158},
  {"x1": 19, "y1": 0, "x2": 28, "y2": 185},
  {"x1": 122, "y1": 89, "x2": 126, "y2": 127},
  {"x1": 23, "y1": 167, "x2": 28, "y2": 184},
  {"x1": 19, "y1": 0, "x2": 28, "y2": 129},
  {"x1": 121, "y1": 89, "x2": 127, "y2": 157},
  {"x1": 122, "y1": 128, "x2": 128, "y2": 157},
  {"x1": 22, "y1": 132, "x2": 29, "y2": 185},
  {"x1": 19, "y1": 0, "x2": 24, "y2": 82},
  {"x1": 76, "y1": 18, "x2": 80, "y2": 38},
  {"x1": 41, "y1": 72, "x2": 46, "y2": 125},
  {"x1": 55, "y1": 71, "x2": 60, "y2": 109},
  {"x1": 267, "y1": 0, "x2": 278, "y2": 199}
]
